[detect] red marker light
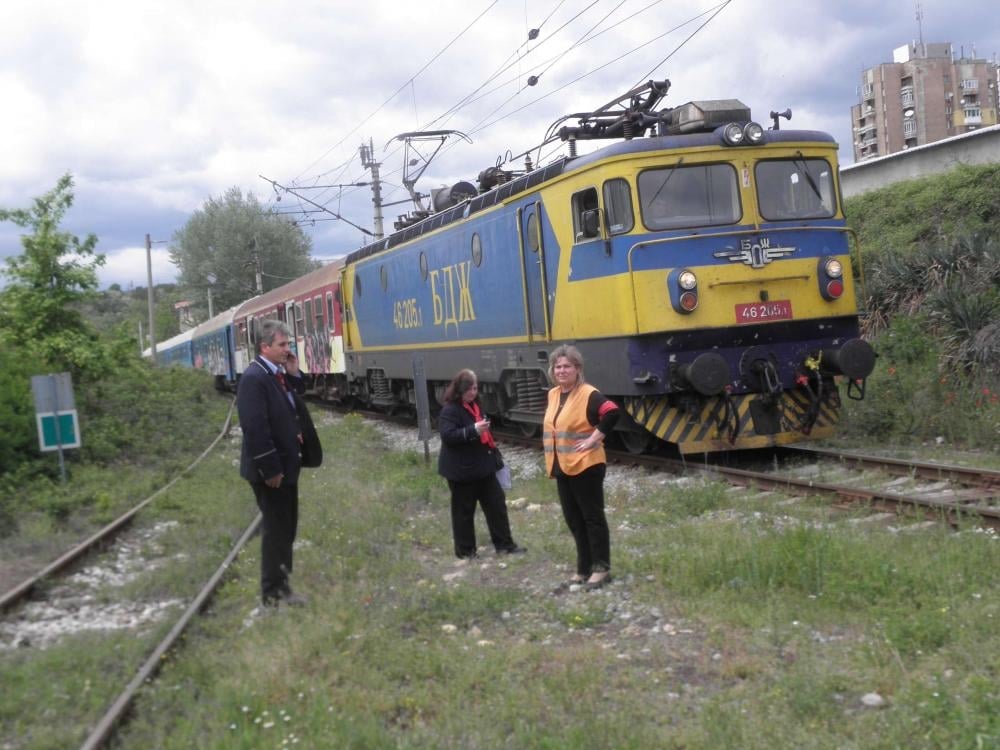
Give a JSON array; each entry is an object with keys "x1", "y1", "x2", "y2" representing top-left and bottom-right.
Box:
[{"x1": 826, "y1": 279, "x2": 844, "y2": 298}]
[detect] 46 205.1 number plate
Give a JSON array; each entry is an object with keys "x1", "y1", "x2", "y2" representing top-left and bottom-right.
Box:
[{"x1": 735, "y1": 300, "x2": 793, "y2": 324}]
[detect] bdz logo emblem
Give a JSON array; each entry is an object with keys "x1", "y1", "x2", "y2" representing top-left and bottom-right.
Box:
[{"x1": 714, "y1": 237, "x2": 796, "y2": 268}]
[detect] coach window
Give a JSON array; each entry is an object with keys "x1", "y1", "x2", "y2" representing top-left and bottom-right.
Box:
[
  {"x1": 571, "y1": 187, "x2": 600, "y2": 242},
  {"x1": 326, "y1": 292, "x2": 334, "y2": 325},
  {"x1": 639, "y1": 163, "x2": 740, "y2": 230},
  {"x1": 755, "y1": 158, "x2": 836, "y2": 221},
  {"x1": 313, "y1": 295, "x2": 323, "y2": 330},
  {"x1": 471, "y1": 233, "x2": 483, "y2": 266},
  {"x1": 603, "y1": 178, "x2": 634, "y2": 234},
  {"x1": 304, "y1": 298, "x2": 313, "y2": 334},
  {"x1": 294, "y1": 302, "x2": 304, "y2": 334}
]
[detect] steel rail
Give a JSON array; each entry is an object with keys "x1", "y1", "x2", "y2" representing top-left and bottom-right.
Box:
[
  {"x1": 775, "y1": 445, "x2": 1000, "y2": 489},
  {"x1": 604, "y1": 449, "x2": 1000, "y2": 531},
  {"x1": 78, "y1": 513, "x2": 261, "y2": 750},
  {"x1": 0, "y1": 400, "x2": 236, "y2": 613}
]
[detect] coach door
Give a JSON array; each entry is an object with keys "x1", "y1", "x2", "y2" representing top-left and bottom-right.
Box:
[{"x1": 518, "y1": 201, "x2": 550, "y2": 341}]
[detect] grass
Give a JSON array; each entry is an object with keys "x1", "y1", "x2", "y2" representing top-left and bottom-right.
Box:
[{"x1": 3, "y1": 412, "x2": 1000, "y2": 748}]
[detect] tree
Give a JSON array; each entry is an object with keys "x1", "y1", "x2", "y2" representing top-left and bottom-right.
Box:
[
  {"x1": 0, "y1": 174, "x2": 108, "y2": 374},
  {"x1": 170, "y1": 187, "x2": 318, "y2": 313}
]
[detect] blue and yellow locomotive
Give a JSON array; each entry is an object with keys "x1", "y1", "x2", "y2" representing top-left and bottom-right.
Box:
[{"x1": 338, "y1": 79, "x2": 876, "y2": 452}]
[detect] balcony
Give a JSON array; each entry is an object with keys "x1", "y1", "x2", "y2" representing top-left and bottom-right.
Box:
[
  {"x1": 900, "y1": 86, "x2": 915, "y2": 106},
  {"x1": 862, "y1": 84, "x2": 874, "y2": 99}
]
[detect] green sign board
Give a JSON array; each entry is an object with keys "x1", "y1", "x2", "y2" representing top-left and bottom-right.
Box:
[{"x1": 36, "y1": 411, "x2": 81, "y2": 451}]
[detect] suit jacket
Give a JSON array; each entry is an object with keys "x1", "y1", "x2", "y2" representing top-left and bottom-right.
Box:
[
  {"x1": 437, "y1": 400, "x2": 500, "y2": 483},
  {"x1": 237, "y1": 357, "x2": 305, "y2": 485}
]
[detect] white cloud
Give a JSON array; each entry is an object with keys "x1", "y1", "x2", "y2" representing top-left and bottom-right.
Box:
[
  {"x1": 2, "y1": 0, "x2": 998, "y2": 286},
  {"x1": 97, "y1": 245, "x2": 178, "y2": 289}
]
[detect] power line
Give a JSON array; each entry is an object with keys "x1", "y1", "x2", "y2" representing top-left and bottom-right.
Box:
[
  {"x1": 469, "y1": 4, "x2": 731, "y2": 137},
  {"x1": 632, "y1": 0, "x2": 733, "y2": 86},
  {"x1": 290, "y1": 0, "x2": 501, "y2": 184}
]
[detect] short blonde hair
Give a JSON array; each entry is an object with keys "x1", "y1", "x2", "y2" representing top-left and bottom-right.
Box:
[{"x1": 548, "y1": 344, "x2": 585, "y2": 386}]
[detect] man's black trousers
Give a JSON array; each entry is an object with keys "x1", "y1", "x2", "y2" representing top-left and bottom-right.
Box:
[{"x1": 251, "y1": 481, "x2": 299, "y2": 603}]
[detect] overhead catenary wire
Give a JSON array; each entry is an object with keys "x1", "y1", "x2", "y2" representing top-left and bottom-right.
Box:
[
  {"x1": 308, "y1": 0, "x2": 655, "y2": 217},
  {"x1": 467, "y1": 2, "x2": 732, "y2": 138},
  {"x1": 289, "y1": 0, "x2": 501, "y2": 185},
  {"x1": 297, "y1": 2, "x2": 729, "y2": 237},
  {"x1": 631, "y1": 0, "x2": 733, "y2": 86}
]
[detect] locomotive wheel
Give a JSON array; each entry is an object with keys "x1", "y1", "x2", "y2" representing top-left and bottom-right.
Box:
[
  {"x1": 619, "y1": 430, "x2": 652, "y2": 455},
  {"x1": 517, "y1": 422, "x2": 540, "y2": 438}
]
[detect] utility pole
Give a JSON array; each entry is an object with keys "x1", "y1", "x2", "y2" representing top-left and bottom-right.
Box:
[
  {"x1": 206, "y1": 272, "x2": 217, "y2": 319},
  {"x1": 248, "y1": 236, "x2": 264, "y2": 295},
  {"x1": 145, "y1": 233, "x2": 157, "y2": 362},
  {"x1": 360, "y1": 139, "x2": 385, "y2": 240}
]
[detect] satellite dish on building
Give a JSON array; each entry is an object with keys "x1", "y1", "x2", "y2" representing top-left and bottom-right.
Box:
[{"x1": 904, "y1": 109, "x2": 915, "y2": 118}]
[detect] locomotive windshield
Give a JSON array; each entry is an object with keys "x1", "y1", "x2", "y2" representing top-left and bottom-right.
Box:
[
  {"x1": 639, "y1": 163, "x2": 741, "y2": 230},
  {"x1": 755, "y1": 158, "x2": 836, "y2": 220}
]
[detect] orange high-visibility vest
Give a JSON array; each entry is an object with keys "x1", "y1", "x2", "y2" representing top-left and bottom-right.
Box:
[{"x1": 543, "y1": 384, "x2": 606, "y2": 477}]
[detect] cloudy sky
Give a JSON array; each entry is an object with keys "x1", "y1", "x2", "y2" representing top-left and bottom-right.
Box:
[{"x1": 2, "y1": 0, "x2": 998, "y2": 289}]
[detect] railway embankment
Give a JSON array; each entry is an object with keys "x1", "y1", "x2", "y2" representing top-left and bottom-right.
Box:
[{"x1": 3, "y1": 413, "x2": 998, "y2": 748}]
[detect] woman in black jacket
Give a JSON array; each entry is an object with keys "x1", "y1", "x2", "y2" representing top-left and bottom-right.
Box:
[{"x1": 438, "y1": 369, "x2": 525, "y2": 559}]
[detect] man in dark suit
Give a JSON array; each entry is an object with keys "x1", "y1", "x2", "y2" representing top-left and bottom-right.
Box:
[{"x1": 237, "y1": 319, "x2": 308, "y2": 607}]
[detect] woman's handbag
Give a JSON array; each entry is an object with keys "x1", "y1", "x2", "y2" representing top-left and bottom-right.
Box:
[{"x1": 493, "y1": 448, "x2": 511, "y2": 489}]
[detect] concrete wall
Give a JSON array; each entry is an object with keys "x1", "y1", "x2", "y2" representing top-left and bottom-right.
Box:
[{"x1": 840, "y1": 124, "x2": 1000, "y2": 198}]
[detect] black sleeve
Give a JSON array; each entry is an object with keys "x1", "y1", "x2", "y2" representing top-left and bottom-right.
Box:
[
  {"x1": 587, "y1": 390, "x2": 621, "y2": 434},
  {"x1": 439, "y1": 405, "x2": 475, "y2": 446},
  {"x1": 287, "y1": 371, "x2": 307, "y2": 394}
]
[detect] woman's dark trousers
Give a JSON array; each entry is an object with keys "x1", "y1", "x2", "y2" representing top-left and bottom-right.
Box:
[
  {"x1": 556, "y1": 464, "x2": 609, "y2": 576},
  {"x1": 447, "y1": 475, "x2": 514, "y2": 557}
]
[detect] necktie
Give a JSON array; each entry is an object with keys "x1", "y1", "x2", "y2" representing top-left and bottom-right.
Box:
[{"x1": 275, "y1": 370, "x2": 288, "y2": 392}]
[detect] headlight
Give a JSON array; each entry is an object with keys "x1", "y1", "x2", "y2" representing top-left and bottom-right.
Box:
[
  {"x1": 824, "y1": 258, "x2": 843, "y2": 278},
  {"x1": 678, "y1": 270, "x2": 698, "y2": 290},
  {"x1": 722, "y1": 123, "x2": 744, "y2": 145},
  {"x1": 743, "y1": 122, "x2": 764, "y2": 143}
]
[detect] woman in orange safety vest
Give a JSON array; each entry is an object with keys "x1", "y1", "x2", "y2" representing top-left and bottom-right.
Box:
[{"x1": 543, "y1": 345, "x2": 620, "y2": 589}]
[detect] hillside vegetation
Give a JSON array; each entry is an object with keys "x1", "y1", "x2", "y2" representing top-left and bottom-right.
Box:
[{"x1": 840, "y1": 163, "x2": 1000, "y2": 448}]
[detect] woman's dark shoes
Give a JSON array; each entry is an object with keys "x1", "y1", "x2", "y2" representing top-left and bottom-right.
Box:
[{"x1": 585, "y1": 572, "x2": 612, "y2": 590}]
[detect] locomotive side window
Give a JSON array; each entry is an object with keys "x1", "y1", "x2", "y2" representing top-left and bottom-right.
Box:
[
  {"x1": 419, "y1": 251, "x2": 429, "y2": 280},
  {"x1": 755, "y1": 158, "x2": 836, "y2": 220},
  {"x1": 638, "y1": 163, "x2": 740, "y2": 230},
  {"x1": 525, "y1": 213, "x2": 539, "y2": 253},
  {"x1": 603, "y1": 178, "x2": 634, "y2": 235},
  {"x1": 471, "y1": 233, "x2": 483, "y2": 266},
  {"x1": 354, "y1": 271, "x2": 362, "y2": 297},
  {"x1": 572, "y1": 187, "x2": 600, "y2": 242},
  {"x1": 380, "y1": 265, "x2": 388, "y2": 291}
]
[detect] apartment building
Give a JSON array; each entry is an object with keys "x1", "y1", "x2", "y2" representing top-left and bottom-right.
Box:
[{"x1": 850, "y1": 42, "x2": 998, "y2": 161}]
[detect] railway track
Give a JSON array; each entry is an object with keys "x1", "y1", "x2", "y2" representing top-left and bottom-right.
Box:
[
  {"x1": 491, "y1": 429, "x2": 1000, "y2": 531},
  {"x1": 2, "y1": 399, "x2": 265, "y2": 749},
  {"x1": 0, "y1": 400, "x2": 237, "y2": 613}
]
